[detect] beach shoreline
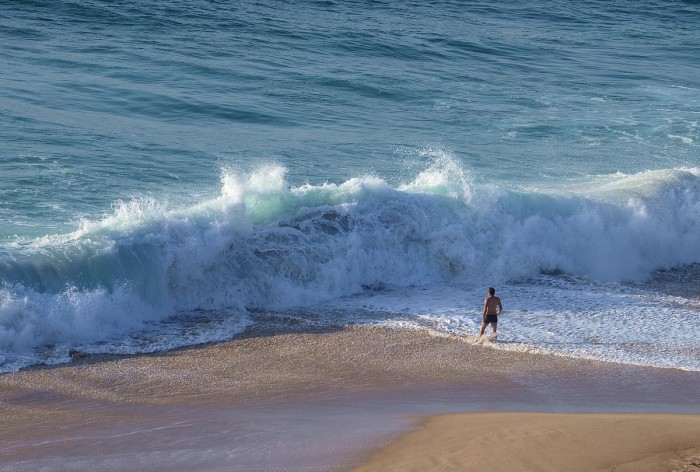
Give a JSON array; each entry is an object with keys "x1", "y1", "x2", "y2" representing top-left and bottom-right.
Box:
[{"x1": 1, "y1": 326, "x2": 698, "y2": 471}]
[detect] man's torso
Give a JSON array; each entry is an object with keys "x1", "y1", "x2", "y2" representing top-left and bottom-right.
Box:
[{"x1": 484, "y1": 296, "x2": 501, "y2": 315}]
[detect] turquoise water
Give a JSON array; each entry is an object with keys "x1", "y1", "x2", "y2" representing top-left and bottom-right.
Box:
[{"x1": 1, "y1": 1, "x2": 699, "y2": 371}]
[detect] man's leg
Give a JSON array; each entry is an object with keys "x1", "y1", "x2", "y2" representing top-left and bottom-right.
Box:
[
  {"x1": 491, "y1": 321, "x2": 497, "y2": 335},
  {"x1": 479, "y1": 320, "x2": 487, "y2": 336}
]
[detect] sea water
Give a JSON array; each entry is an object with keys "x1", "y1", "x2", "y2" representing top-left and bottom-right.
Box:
[{"x1": 1, "y1": 0, "x2": 698, "y2": 372}]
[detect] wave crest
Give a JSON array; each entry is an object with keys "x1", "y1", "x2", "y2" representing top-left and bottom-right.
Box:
[{"x1": 1, "y1": 164, "x2": 699, "y2": 368}]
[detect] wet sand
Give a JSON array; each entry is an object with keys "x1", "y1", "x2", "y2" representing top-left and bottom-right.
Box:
[{"x1": 1, "y1": 326, "x2": 699, "y2": 471}]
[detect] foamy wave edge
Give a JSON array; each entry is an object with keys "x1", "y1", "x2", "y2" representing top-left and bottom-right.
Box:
[{"x1": 1, "y1": 161, "x2": 699, "y2": 371}]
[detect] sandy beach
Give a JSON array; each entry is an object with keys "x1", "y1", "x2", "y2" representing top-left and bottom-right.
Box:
[
  {"x1": 352, "y1": 412, "x2": 700, "y2": 472},
  {"x1": 1, "y1": 326, "x2": 699, "y2": 471}
]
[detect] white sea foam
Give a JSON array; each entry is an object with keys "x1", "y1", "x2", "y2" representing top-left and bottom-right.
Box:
[
  {"x1": 322, "y1": 280, "x2": 700, "y2": 371},
  {"x1": 1, "y1": 161, "x2": 699, "y2": 371},
  {"x1": 668, "y1": 134, "x2": 694, "y2": 144}
]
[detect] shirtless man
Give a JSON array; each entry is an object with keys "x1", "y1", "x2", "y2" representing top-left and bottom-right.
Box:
[{"x1": 479, "y1": 287, "x2": 502, "y2": 338}]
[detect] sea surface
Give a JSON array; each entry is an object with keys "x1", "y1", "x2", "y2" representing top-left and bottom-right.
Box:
[{"x1": 1, "y1": 0, "x2": 699, "y2": 373}]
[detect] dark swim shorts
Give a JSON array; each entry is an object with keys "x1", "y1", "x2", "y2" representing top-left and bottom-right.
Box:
[{"x1": 483, "y1": 314, "x2": 498, "y2": 324}]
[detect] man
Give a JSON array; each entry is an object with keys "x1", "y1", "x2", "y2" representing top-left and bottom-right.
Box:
[{"x1": 479, "y1": 287, "x2": 502, "y2": 339}]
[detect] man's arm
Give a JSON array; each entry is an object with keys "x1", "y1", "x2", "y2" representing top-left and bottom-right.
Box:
[
  {"x1": 483, "y1": 298, "x2": 488, "y2": 316},
  {"x1": 497, "y1": 299, "x2": 503, "y2": 315}
]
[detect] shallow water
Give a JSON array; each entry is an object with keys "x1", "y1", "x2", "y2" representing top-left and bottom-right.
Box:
[{"x1": 2, "y1": 363, "x2": 698, "y2": 472}]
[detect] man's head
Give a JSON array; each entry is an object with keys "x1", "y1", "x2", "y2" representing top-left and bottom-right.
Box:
[{"x1": 488, "y1": 287, "x2": 495, "y2": 296}]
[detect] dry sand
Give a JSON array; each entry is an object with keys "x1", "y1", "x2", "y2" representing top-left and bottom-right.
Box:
[
  {"x1": 1, "y1": 326, "x2": 699, "y2": 471},
  {"x1": 351, "y1": 413, "x2": 700, "y2": 472}
]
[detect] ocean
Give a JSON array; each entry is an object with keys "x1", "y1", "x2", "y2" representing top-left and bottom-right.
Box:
[{"x1": 1, "y1": 0, "x2": 698, "y2": 373}]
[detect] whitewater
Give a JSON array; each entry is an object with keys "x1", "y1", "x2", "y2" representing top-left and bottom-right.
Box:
[{"x1": 1, "y1": 159, "x2": 699, "y2": 372}]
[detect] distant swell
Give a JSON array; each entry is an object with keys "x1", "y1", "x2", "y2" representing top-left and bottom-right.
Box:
[{"x1": 1, "y1": 162, "x2": 699, "y2": 370}]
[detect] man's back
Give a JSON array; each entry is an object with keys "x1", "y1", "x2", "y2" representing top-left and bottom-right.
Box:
[{"x1": 484, "y1": 296, "x2": 501, "y2": 315}]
